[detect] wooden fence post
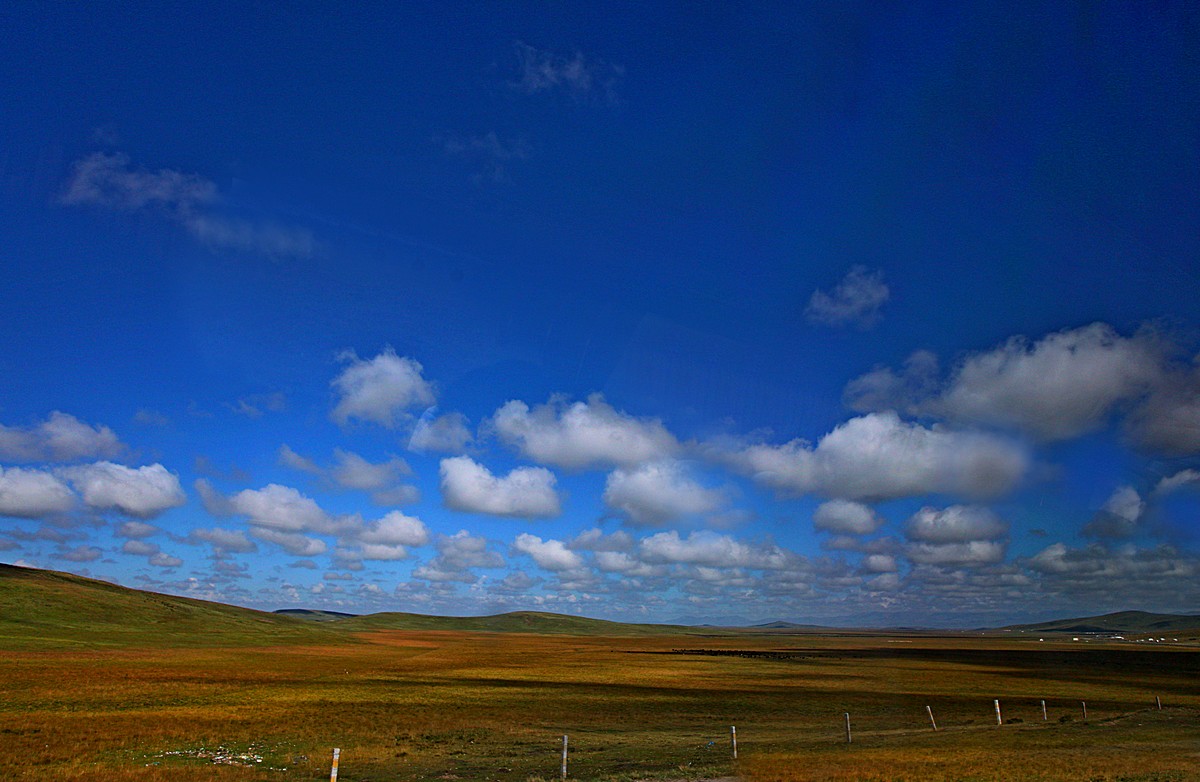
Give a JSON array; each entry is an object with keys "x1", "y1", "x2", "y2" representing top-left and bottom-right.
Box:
[
  {"x1": 730, "y1": 725, "x2": 737, "y2": 759},
  {"x1": 1081, "y1": 701, "x2": 1087, "y2": 720},
  {"x1": 926, "y1": 705, "x2": 938, "y2": 731},
  {"x1": 561, "y1": 734, "x2": 568, "y2": 780},
  {"x1": 844, "y1": 712, "x2": 852, "y2": 744},
  {"x1": 1156, "y1": 695, "x2": 1162, "y2": 710},
  {"x1": 1041, "y1": 700, "x2": 1047, "y2": 721},
  {"x1": 994, "y1": 699, "x2": 1002, "y2": 726},
  {"x1": 330, "y1": 748, "x2": 340, "y2": 782}
]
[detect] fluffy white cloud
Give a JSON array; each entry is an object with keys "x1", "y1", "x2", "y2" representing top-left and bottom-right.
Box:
[
  {"x1": 1081, "y1": 485, "x2": 1145, "y2": 539},
  {"x1": 861, "y1": 554, "x2": 898, "y2": 573},
  {"x1": 805, "y1": 266, "x2": 890, "y2": 328},
  {"x1": 250, "y1": 527, "x2": 328, "y2": 557},
  {"x1": 1026, "y1": 543, "x2": 1200, "y2": 602},
  {"x1": 121, "y1": 540, "x2": 159, "y2": 556},
  {"x1": 513, "y1": 533, "x2": 584, "y2": 572},
  {"x1": 408, "y1": 411, "x2": 473, "y2": 454},
  {"x1": 724, "y1": 412, "x2": 1027, "y2": 501},
  {"x1": 61, "y1": 462, "x2": 186, "y2": 518},
  {"x1": 0, "y1": 411, "x2": 123, "y2": 463},
  {"x1": 812, "y1": 500, "x2": 884, "y2": 535},
  {"x1": 847, "y1": 324, "x2": 1166, "y2": 441},
  {"x1": 439, "y1": 456, "x2": 561, "y2": 518},
  {"x1": 904, "y1": 506, "x2": 1007, "y2": 543},
  {"x1": 330, "y1": 349, "x2": 436, "y2": 428},
  {"x1": 278, "y1": 444, "x2": 321, "y2": 474},
  {"x1": 906, "y1": 540, "x2": 1006, "y2": 566},
  {"x1": 330, "y1": 449, "x2": 410, "y2": 491},
  {"x1": 357, "y1": 511, "x2": 429, "y2": 547},
  {"x1": 491, "y1": 393, "x2": 679, "y2": 469},
  {"x1": 0, "y1": 467, "x2": 76, "y2": 518},
  {"x1": 638, "y1": 530, "x2": 791, "y2": 570},
  {"x1": 228, "y1": 484, "x2": 343, "y2": 534},
  {"x1": 413, "y1": 530, "x2": 503, "y2": 583},
  {"x1": 149, "y1": 552, "x2": 182, "y2": 568},
  {"x1": 602, "y1": 461, "x2": 725, "y2": 526}
]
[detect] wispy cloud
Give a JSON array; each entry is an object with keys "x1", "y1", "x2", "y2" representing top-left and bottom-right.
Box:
[
  {"x1": 806, "y1": 266, "x2": 890, "y2": 329},
  {"x1": 512, "y1": 42, "x2": 623, "y2": 104},
  {"x1": 62, "y1": 151, "x2": 314, "y2": 259},
  {"x1": 440, "y1": 131, "x2": 531, "y2": 184}
]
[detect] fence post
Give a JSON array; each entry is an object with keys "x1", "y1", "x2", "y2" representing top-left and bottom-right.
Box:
[
  {"x1": 730, "y1": 725, "x2": 737, "y2": 759},
  {"x1": 1156, "y1": 695, "x2": 1162, "y2": 710},
  {"x1": 926, "y1": 705, "x2": 938, "y2": 731},
  {"x1": 994, "y1": 699, "x2": 1002, "y2": 726},
  {"x1": 1081, "y1": 701, "x2": 1087, "y2": 720},
  {"x1": 330, "y1": 748, "x2": 340, "y2": 782},
  {"x1": 1041, "y1": 700, "x2": 1047, "y2": 721},
  {"x1": 561, "y1": 734, "x2": 568, "y2": 780},
  {"x1": 844, "y1": 712, "x2": 852, "y2": 744}
]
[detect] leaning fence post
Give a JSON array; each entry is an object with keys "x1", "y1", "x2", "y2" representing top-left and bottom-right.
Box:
[
  {"x1": 1081, "y1": 701, "x2": 1087, "y2": 720},
  {"x1": 730, "y1": 725, "x2": 737, "y2": 759},
  {"x1": 926, "y1": 705, "x2": 938, "y2": 731},
  {"x1": 1156, "y1": 695, "x2": 1162, "y2": 710},
  {"x1": 994, "y1": 699, "x2": 1003, "y2": 726},
  {"x1": 1041, "y1": 699, "x2": 1047, "y2": 721},
  {"x1": 844, "y1": 712, "x2": 852, "y2": 744},
  {"x1": 329, "y1": 748, "x2": 340, "y2": 782},
  {"x1": 561, "y1": 734, "x2": 568, "y2": 780}
]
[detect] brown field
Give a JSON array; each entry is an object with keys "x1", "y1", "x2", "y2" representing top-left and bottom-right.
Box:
[{"x1": 1, "y1": 630, "x2": 1198, "y2": 781}]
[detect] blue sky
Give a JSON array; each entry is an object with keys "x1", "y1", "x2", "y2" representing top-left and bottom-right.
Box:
[{"x1": 1, "y1": 3, "x2": 1198, "y2": 625}]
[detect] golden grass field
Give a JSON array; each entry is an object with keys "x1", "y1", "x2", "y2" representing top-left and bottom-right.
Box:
[{"x1": 2, "y1": 628, "x2": 1198, "y2": 782}]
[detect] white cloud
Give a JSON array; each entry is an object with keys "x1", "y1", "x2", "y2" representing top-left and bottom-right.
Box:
[
  {"x1": 1026, "y1": 543, "x2": 1200, "y2": 602},
  {"x1": 904, "y1": 506, "x2": 1007, "y2": 543},
  {"x1": 278, "y1": 444, "x2": 321, "y2": 474},
  {"x1": 569, "y1": 528, "x2": 634, "y2": 552},
  {"x1": 1126, "y1": 368, "x2": 1200, "y2": 456},
  {"x1": 861, "y1": 554, "x2": 898, "y2": 573},
  {"x1": 906, "y1": 540, "x2": 1006, "y2": 566},
  {"x1": 58, "y1": 545, "x2": 102, "y2": 563},
  {"x1": 1155, "y1": 469, "x2": 1200, "y2": 496},
  {"x1": 61, "y1": 462, "x2": 186, "y2": 518},
  {"x1": 116, "y1": 521, "x2": 158, "y2": 539},
  {"x1": 250, "y1": 527, "x2": 328, "y2": 557},
  {"x1": 491, "y1": 393, "x2": 679, "y2": 469},
  {"x1": 191, "y1": 527, "x2": 258, "y2": 554},
  {"x1": 602, "y1": 461, "x2": 726, "y2": 526},
  {"x1": 194, "y1": 478, "x2": 233, "y2": 517},
  {"x1": 439, "y1": 456, "x2": 561, "y2": 519},
  {"x1": 228, "y1": 484, "x2": 346, "y2": 535},
  {"x1": 723, "y1": 412, "x2": 1027, "y2": 501},
  {"x1": 149, "y1": 552, "x2": 182, "y2": 568},
  {"x1": 121, "y1": 540, "x2": 159, "y2": 556},
  {"x1": 330, "y1": 349, "x2": 436, "y2": 428},
  {"x1": 357, "y1": 543, "x2": 412, "y2": 561},
  {"x1": 413, "y1": 530, "x2": 503, "y2": 583},
  {"x1": 847, "y1": 324, "x2": 1166, "y2": 442},
  {"x1": 0, "y1": 411, "x2": 123, "y2": 463},
  {"x1": 357, "y1": 511, "x2": 429, "y2": 547},
  {"x1": 408, "y1": 411, "x2": 473, "y2": 454},
  {"x1": 62, "y1": 151, "x2": 313, "y2": 259},
  {"x1": 638, "y1": 530, "x2": 791, "y2": 570},
  {"x1": 512, "y1": 42, "x2": 622, "y2": 101},
  {"x1": 812, "y1": 500, "x2": 884, "y2": 535},
  {"x1": 1081, "y1": 485, "x2": 1145, "y2": 539},
  {"x1": 330, "y1": 449, "x2": 410, "y2": 491},
  {"x1": 0, "y1": 467, "x2": 76, "y2": 518},
  {"x1": 513, "y1": 533, "x2": 584, "y2": 572},
  {"x1": 805, "y1": 266, "x2": 889, "y2": 328}
]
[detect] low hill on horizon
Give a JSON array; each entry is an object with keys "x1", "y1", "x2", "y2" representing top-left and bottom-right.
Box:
[
  {"x1": 1000, "y1": 610, "x2": 1200, "y2": 635},
  {"x1": 280, "y1": 607, "x2": 694, "y2": 636}
]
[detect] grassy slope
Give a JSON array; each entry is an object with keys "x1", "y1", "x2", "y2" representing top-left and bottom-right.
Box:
[
  {"x1": 0, "y1": 563, "x2": 336, "y2": 649},
  {"x1": 1002, "y1": 610, "x2": 1200, "y2": 634}
]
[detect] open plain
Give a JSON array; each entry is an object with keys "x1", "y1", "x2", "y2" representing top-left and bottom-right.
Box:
[{"x1": 2, "y1": 566, "x2": 1198, "y2": 782}]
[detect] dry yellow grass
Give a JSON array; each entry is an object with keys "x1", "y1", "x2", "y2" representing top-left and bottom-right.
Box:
[{"x1": 1, "y1": 631, "x2": 1197, "y2": 781}]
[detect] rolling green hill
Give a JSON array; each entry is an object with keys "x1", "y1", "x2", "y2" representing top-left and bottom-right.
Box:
[
  {"x1": 1001, "y1": 610, "x2": 1200, "y2": 635},
  {"x1": 0, "y1": 563, "x2": 336, "y2": 649}
]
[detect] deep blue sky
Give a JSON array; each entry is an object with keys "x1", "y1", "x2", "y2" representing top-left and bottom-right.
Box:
[{"x1": 1, "y1": 2, "x2": 1198, "y2": 625}]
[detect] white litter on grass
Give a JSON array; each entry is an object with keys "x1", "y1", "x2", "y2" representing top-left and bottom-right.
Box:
[{"x1": 146, "y1": 743, "x2": 286, "y2": 770}]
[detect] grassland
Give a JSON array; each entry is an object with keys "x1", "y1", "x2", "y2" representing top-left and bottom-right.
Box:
[{"x1": 1, "y1": 565, "x2": 1198, "y2": 781}]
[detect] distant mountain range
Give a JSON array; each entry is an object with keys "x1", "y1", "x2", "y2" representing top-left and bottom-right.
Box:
[{"x1": 2, "y1": 563, "x2": 1197, "y2": 649}]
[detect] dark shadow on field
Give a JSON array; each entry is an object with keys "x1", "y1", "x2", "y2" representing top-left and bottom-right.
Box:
[{"x1": 630, "y1": 647, "x2": 1200, "y2": 694}]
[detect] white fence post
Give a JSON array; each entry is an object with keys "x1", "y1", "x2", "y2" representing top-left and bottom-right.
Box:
[
  {"x1": 561, "y1": 734, "x2": 568, "y2": 780},
  {"x1": 330, "y1": 748, "x2": 340, "y2": 782},
  {"x1": 730, "y1": 725, "x2": 737, "y2": 759},
  {"x1": 994, "y1": 699, "x2": 1003, "y2": 726},
  {"x1": 844, "y1": 712, "x2": 852, "y2": 744},
  {"x1": 926, "y1": 705, "x2": 938, "y2": 731}
]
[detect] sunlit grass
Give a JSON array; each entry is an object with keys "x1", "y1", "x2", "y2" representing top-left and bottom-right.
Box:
[{"x1": 1, "y1": 630, "x2": 1197, "y2": 780}]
